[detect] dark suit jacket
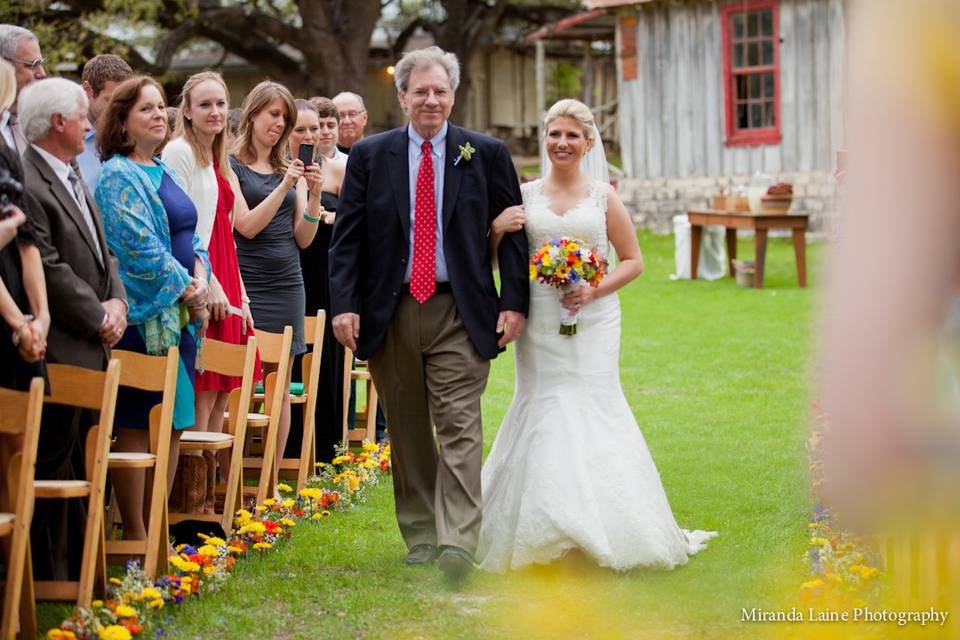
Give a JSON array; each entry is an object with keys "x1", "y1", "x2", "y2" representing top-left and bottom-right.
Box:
[
  {"x1": 21, "y1": 145, "x2": 125, "y2": 370},
  {"x1": 330, "y1": 123, "x2": 529, "y2": 361}
]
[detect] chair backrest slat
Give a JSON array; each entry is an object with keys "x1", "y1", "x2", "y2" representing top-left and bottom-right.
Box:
[
  {"x1": 111, "y1": 348, "x2": 177, "y2": 392},
  {"x1": 201, "y1": 336, "x2": 255, "y2": 377},
  {"x1": 46, "y1": 363, "x2": 115, "y2": 410},
  {"x1": 254, "y1": 327, "x2": 293, "y2": 364}
]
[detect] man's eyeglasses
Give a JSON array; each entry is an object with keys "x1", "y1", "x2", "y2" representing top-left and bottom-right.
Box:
[
  {"x1": 3, "y1": 56, "x2": 44, "y2": 71},
  {"x1": 339, "y1": 110, "x2": 365, "y2": 120}
]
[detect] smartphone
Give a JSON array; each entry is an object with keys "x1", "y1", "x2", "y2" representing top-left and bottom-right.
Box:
[{"x1": 297, "y1": 143, "x2": 314, "y2": 167}]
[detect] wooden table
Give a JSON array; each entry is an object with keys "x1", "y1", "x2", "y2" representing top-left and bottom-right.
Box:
[{"x1": 687, "y1": 209, "x2": 809, "y2": 289}]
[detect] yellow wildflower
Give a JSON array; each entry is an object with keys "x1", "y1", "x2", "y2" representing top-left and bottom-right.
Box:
[
  {"x1": 203, "y1": 565, "x2": 217, "y2": 575},
  {"x1": 113, "y1": 604, "x2": 137, "y2": 618},
  {"x1": 281, "y1": 518, "x2": 297, "y2": 527},
  {"x1": 347, "y1": 475, "x2": 361, "y2": 492},
  {"x1": 299, "y1": 488, "x2": 321, "y2": 500},
  {"x1": 227, "y1": 546, "x2": 244, "y2": 554},
  {"x1": 47, "y1": 630, "x2": 65, "y2": 639},
  {"x1": 181, "y1": 561, "x2": 200, "y2": 573},
  {"x1": 315, "y1": 462, "x2": 326, "y2": 468},
  {"x1": 362, "y1": 442, "x2": 379, "y2": 452},
  {"x1": 321, "y1": 510, "x2": 331, "y2": 517},
  {"x1": 197, "y1": 545, "x2": 220, "y2": 557},
  {"x1": 108, "y1": 577, "x2": 122, "y2": 586},
  {"x1": 181, "y1": 583, "x2": 192, "y2": 595},
  {"x1": 567, "y1": 242, "x2": 580, "y2": 252},
  {"x1": 254, "y1": 542, "x2": 272, "y2": 550},
  {"x1": 262, "y1": 498, "x2": 276, "y2": 506},
  {"x1": 142, "y1": 587, "x2": 161, "y2": 600},
  {"x1": 529, "y1": 265, "x2": 538, "y2": 281},
  {"x1": 149, "y1": 599, "x2": 164, "y2": 609},
  {"x1": 311, "y1": 512, "x2": 324, "y2": 520},
  {"x1": 363, "y1": 459, "x2": 377, "y2": 469},
  {"x1": 180, "y1": 577, "x2": 192, "y2": 584},
  {"x1": 277, "y1": 483, "x2": 293, "y2": 493},
  {"x1": 255, "y1": 505, "x2": 267, "y2": 512},
  {"x1": 282, "y1": 499, "x2": 295, "y2": 508},
  {"x1": 175, "y1": 543, "x2": 187, "y2": 552},
  {"x1": 91, "y1": 600, "x2": 104, "y2": 608},
  {"x1": 97, "y1": 626, "x2": 131, "y2": 640}
]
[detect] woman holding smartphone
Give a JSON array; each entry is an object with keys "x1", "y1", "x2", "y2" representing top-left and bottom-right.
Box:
[{"x1": 289, "y1": 98, "x2": 344, "y2": 460}]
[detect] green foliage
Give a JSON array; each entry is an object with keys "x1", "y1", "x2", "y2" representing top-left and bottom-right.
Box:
[{"x1": 547, "y1": 60, "x2": 582, "y2": 105}]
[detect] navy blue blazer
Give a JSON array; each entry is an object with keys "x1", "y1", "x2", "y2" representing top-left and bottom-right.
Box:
[{"x1": 329, "y1": 123, "x2": 529, "y2": 361}]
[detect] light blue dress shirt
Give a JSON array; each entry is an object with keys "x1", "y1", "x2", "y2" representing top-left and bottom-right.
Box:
[
  {"x1": 405, "y1": 122, "x2": 448, "y2": 283},
  {"x1": 76, "y1": 127, "x2": 101, "y2": 192}
]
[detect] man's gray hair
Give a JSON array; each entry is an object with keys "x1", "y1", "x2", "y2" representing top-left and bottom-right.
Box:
[
  {"x1": 394, "y1": 46, "x2": 460, "y2": 93},
  {"x1": 332, "y1": 91, "x2": 366, "y2": 112},
  {"x1": 0, "y1": 25, "x2": 38, "y2": 63},
  {"x1": 18, "y1": 78, "x2": 88, "y2": 142}
]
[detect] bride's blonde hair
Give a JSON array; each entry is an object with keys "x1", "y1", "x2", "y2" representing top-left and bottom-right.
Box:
[{"x1": 544, "y1": 99, "x2": 596, "y2": 141}]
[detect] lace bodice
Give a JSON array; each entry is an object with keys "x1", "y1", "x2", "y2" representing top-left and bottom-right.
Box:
[{"x1": 521, "y1": 179, "x2": 610, "y2": 260}]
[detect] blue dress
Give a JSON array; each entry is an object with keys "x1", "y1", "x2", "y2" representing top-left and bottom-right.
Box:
[{"x1": 114, "y1": 165, "x2": 198, "y2": 430}]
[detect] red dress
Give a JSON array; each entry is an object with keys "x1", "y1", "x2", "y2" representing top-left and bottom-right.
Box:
[{"x1": 196, "y1": 160, "x2": 262, "y2": 392}]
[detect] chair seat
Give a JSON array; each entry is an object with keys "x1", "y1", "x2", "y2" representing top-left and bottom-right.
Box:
[
  {"x1": 35, "y1": 479, "x2": 91, "y2": 498},
  {"x1": 252, "y1": 393, "x2": 306, "y2": 404},
  {"x1": 351, "y1": 371, "x2": 372, "y2": 381},
  {"x1": 0, "y1": 512, "x2": 13, "y2": 536},
  {"x1": 247, "y1": 412, "x2": 269, "y2": 427},
  {"x1": 108, "y1": 452, "x2": 157, "y2": 468},
  {"x1": 181, "y1": 431, "x2": 233, "y2": 443}
]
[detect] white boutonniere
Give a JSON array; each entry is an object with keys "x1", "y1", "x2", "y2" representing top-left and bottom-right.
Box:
[{"x1": 453, "y1": 142, "x2": 476, "y2": 166}]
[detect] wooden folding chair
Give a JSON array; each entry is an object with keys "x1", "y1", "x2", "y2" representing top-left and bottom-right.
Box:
[
  {"x1": 105, "y1": 347, "x2": 177, "y2": 578},
  {"x1": 278, "y1": 311, "x2": 325, "y2": 490},
  {"x1": 242, "y1": 326, "x2": 292, "y2": 507},
  {"x1": 32, "y1": 359, "x2": 121, "y2": 607},
  {"x1": 341, "y1": 350, "x2": 379, "y2": 448},
  {"x1": 176, "y1": 335, "x2": 258, "y2": 534},
  {"x1": 0, "y1": 378, "x2": 44, "y2": 640}
]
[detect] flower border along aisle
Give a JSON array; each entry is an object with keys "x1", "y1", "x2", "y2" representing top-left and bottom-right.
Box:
[{"x1": 46, "y1": 443, "x2": 391, "y2": 639}]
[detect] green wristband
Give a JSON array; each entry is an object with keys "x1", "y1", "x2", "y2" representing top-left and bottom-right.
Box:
[{"x1": 303, "y1": 212, "x2": 320, "y2": 223}]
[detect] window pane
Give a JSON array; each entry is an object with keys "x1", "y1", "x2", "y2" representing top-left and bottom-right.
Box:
[
  {"x1": 761, "y1": 10, "x2": 773, "y2": 36},
  {"x1": 734, "y1": 43, "x2": 745, "y2": 67},
  {"x1": 737, "y1": 104, "x2": 749, "y2": 129},
  {"x1": 748, "y1": 42, "x2": 760, "y2": 66},
  {"x1": 749, "y1": 73, "x2": 761, "y2": 98},
  {"x1": 762, "y1": 40, "x2": 774, "y2": 65},
  {"x1": 751, "y1": 103, "x2": 763, "y2": 128},
  {"x1": 748, "y1": 13, "x2": 759, "y2": 37},
  {"x1": 763, "y1": 72, "x2": 775, "y2": 97},
  {"x1": 764, "y1": 101, "x2": 776, "y2": 127},
  {"x1": 733, "y1": 14, "x2": 745, "y2": 38},
  {"x1": 735, "y1": 75, "x2": 749, "y2": 99}
]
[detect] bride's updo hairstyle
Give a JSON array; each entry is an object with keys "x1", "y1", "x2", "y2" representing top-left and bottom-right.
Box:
[{"x1": 543, "y1": 99, "x2": 596, "y2": 141}]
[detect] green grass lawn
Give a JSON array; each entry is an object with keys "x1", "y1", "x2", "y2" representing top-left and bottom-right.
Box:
[{"x1": 37, "y1": 231, "x2": 822, "y2": 639}]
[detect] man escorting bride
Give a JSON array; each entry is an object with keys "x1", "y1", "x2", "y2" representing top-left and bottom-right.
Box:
[{"x1": 331, "y1": 45, "x2": 714, "y2": 582}]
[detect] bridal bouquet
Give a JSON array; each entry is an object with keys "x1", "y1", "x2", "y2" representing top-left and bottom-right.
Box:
[{"x1": 530, "y1": 237, "x2": 607, "y2": 335}]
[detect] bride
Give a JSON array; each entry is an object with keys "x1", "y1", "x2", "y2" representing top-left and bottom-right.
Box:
[{"x1": 477, "y1": 99, "x2": 716, "y2": 573}]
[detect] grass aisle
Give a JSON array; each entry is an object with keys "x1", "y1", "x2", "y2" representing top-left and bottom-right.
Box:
[{"x1": 40, "y1": 232, "x2": 821, "y2": 639}]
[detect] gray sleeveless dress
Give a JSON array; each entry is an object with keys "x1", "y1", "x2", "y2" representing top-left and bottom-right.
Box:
[{"x1": 230, "y1": 156, "x2": 306, "y2": 354}]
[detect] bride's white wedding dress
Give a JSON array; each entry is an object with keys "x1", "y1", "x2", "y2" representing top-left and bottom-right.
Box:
[{"x1": 477, "y1": 178, "x2": 717, "y2": 573}]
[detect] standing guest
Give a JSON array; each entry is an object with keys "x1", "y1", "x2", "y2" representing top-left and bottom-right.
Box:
[
  {"x1": 77, "y1": 54, "x2": 132, "y2": 190},
  {"x1": 18, "y1": 77, "x2": 126, "y2": 579},
  {"x1": 329, "y1": 46, "x2": 528, "y2": 580},
  {"x1": 162, "y1": 71, "x2": 258, "y2": 513},
  {"x1": 288, "y1": 98, "x2": 344, "y2": 460},
  {"x1": 0, "y1": 25, "x2": 45, "y2": 153},
  {"x1": 309, "y1": 96, "x2": 348, "y2": 165},
  {"x1": 331, "y1": 91, "x2": 367, "y2": 154},
  {"x1": 0, "y1": 57, "x2": 48, "y2": 522},
  {"x1": 230, "y1": 81, "x2": 323, "y2": 494},
  {"x1": 95, "y1": 75, "x2": 210, "y2": 542}
]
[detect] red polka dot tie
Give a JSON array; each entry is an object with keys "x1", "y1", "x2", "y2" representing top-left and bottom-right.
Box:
[{"x1": 410, "y1": 140, "x2": 436, "y2": 303}]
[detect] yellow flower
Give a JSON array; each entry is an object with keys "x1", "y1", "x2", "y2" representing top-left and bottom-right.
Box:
[
  {"x1": 300, "y1": 488, "x2": 321, "y2": 500},
  {"x1": 280, "y1": 518, "x2": 296, "y2": 527},
  {"x1": 262, "y1": 498, "x2": 276, "y2": 506},
  {"x1": 321, "y1": 510, "x2": 331, "y2": 517},
  {"x1": 180, "y1": 583, "x2": 192, "y2": 595},
  {"x1": 108, "y1": 577, "x2": 122, "y2": 586},
  {"x1": 205, "y1": 536, "x2": 226, "y2": 547},
  {"x1": 141, "y1": 587, "x2": 161, "y2": 600},
  {"x1": 556, "y1": 264, "x2": 571, "y2": 279},
  {"x1": 255, "y1": 506, "x2": 266, "y2": 512},
  {"x1": 331, "y1": 455, "x2": 350, "y2": 465},
  {"x1": 97, "y1": 626, "x2": 131, "y2": 640},
  {"x1": 113, "y1": 604, "x2": 137, "y2": 618},
  {"x1": 567, "y1": 242, "x2": 580, "y2": 252},
  {"x1": 253, "y1": 542, "x2": 272, "y2": 550},
  {"x1": 197, "y1": 545, "x2": 220, "y2": 557},
  {"x1": 235, "y1": 508, "x2": 253, "y2": 521},
  {"x1": 181, "y1": 561, "x2": 200, "y2": 573},
  {"x1": 282, "y1": 499, "x2": 295, "y2": 508},
  {"x1": 203, "y1": 565, "x2": 217, "y2": 575},
  {"x1": 347, "y1": 475, "x2": 361, "y2": 492},
  {"x1": 362, "y1": 442, "x2": 379, "y2": 452},
  {"x1": 311, "y1": 512, "x2": 324, "y2": 520},
  {"x1": 227, "y1": 546, "x2": 244, "y2": 554},
  {"x1": 529, "y1": 265, "x2": 538, "y2": 281},
  {"x1": 363, "y1": 459, "x2": 377, "y2": 469},
  {"x1": 800, "y1": 578, "x2": 824, "y2": 590},
  {"x1": 91, "y1": 600, "x2": 104, "y2": 608},
  {"x1": 175, "y1": 543, "x2": 187, "y2": 552},
  {"x1": 180, "y1": 577, "x2": 192, "y2": 584},
  {"x1": 47, "y1": 630, "x2": 65, "y2": 639},
  {"x1": 239, "y1": 521, "x2": 266, "y2": 535},
  {"x1": 277, "y1": 483, "x2": 293, "y2": 493},
  {"x1": 149, "y1": 599, "x2": 164, "y2": 609},
  {"x1": 541, "y1": 254, "x2": 552, "y2": 267},
  {"x1": 315, "y1": 462, "x2": 326, "y2": 468}
]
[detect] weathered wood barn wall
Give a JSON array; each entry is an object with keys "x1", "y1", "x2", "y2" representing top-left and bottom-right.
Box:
[{"x1": 600, "y1": 0, "x2": 846, "y2": 231}]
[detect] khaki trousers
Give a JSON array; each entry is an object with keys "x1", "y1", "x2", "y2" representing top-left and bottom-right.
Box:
[{"x1": 368, "y1": 291, "x2": 490, "y2": 555}]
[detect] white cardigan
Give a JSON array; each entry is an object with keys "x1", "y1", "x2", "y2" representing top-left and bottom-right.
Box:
[{"x1": 161, "y1": 137, "x2": 219, "y2": 249}]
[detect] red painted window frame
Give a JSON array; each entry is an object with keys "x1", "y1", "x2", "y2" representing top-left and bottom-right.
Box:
[{"x1": 721, "y1": 0, "x2": 781, "y2": 146}]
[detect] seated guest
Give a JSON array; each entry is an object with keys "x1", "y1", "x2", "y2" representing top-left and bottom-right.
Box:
[
  {"x1": 289, "y1": 98, "x2": 344, "y2": 460},
  {"x1": 77, "y1": 54, "x2": 133, "y2": 190},
  {"x1": 18, "y1": 76, "x2": 126, "y2": 579},
  {"x1": 163, "y1": 71, "x2": 259, "y2": 513},
  {"x1": 95, "y1": 76, "x2": 210, "y2": 541}
]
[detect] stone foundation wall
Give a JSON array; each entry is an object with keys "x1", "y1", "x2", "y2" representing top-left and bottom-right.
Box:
[{"x1": 617, "y1": 171, "x2": 837, "y2": 234}]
